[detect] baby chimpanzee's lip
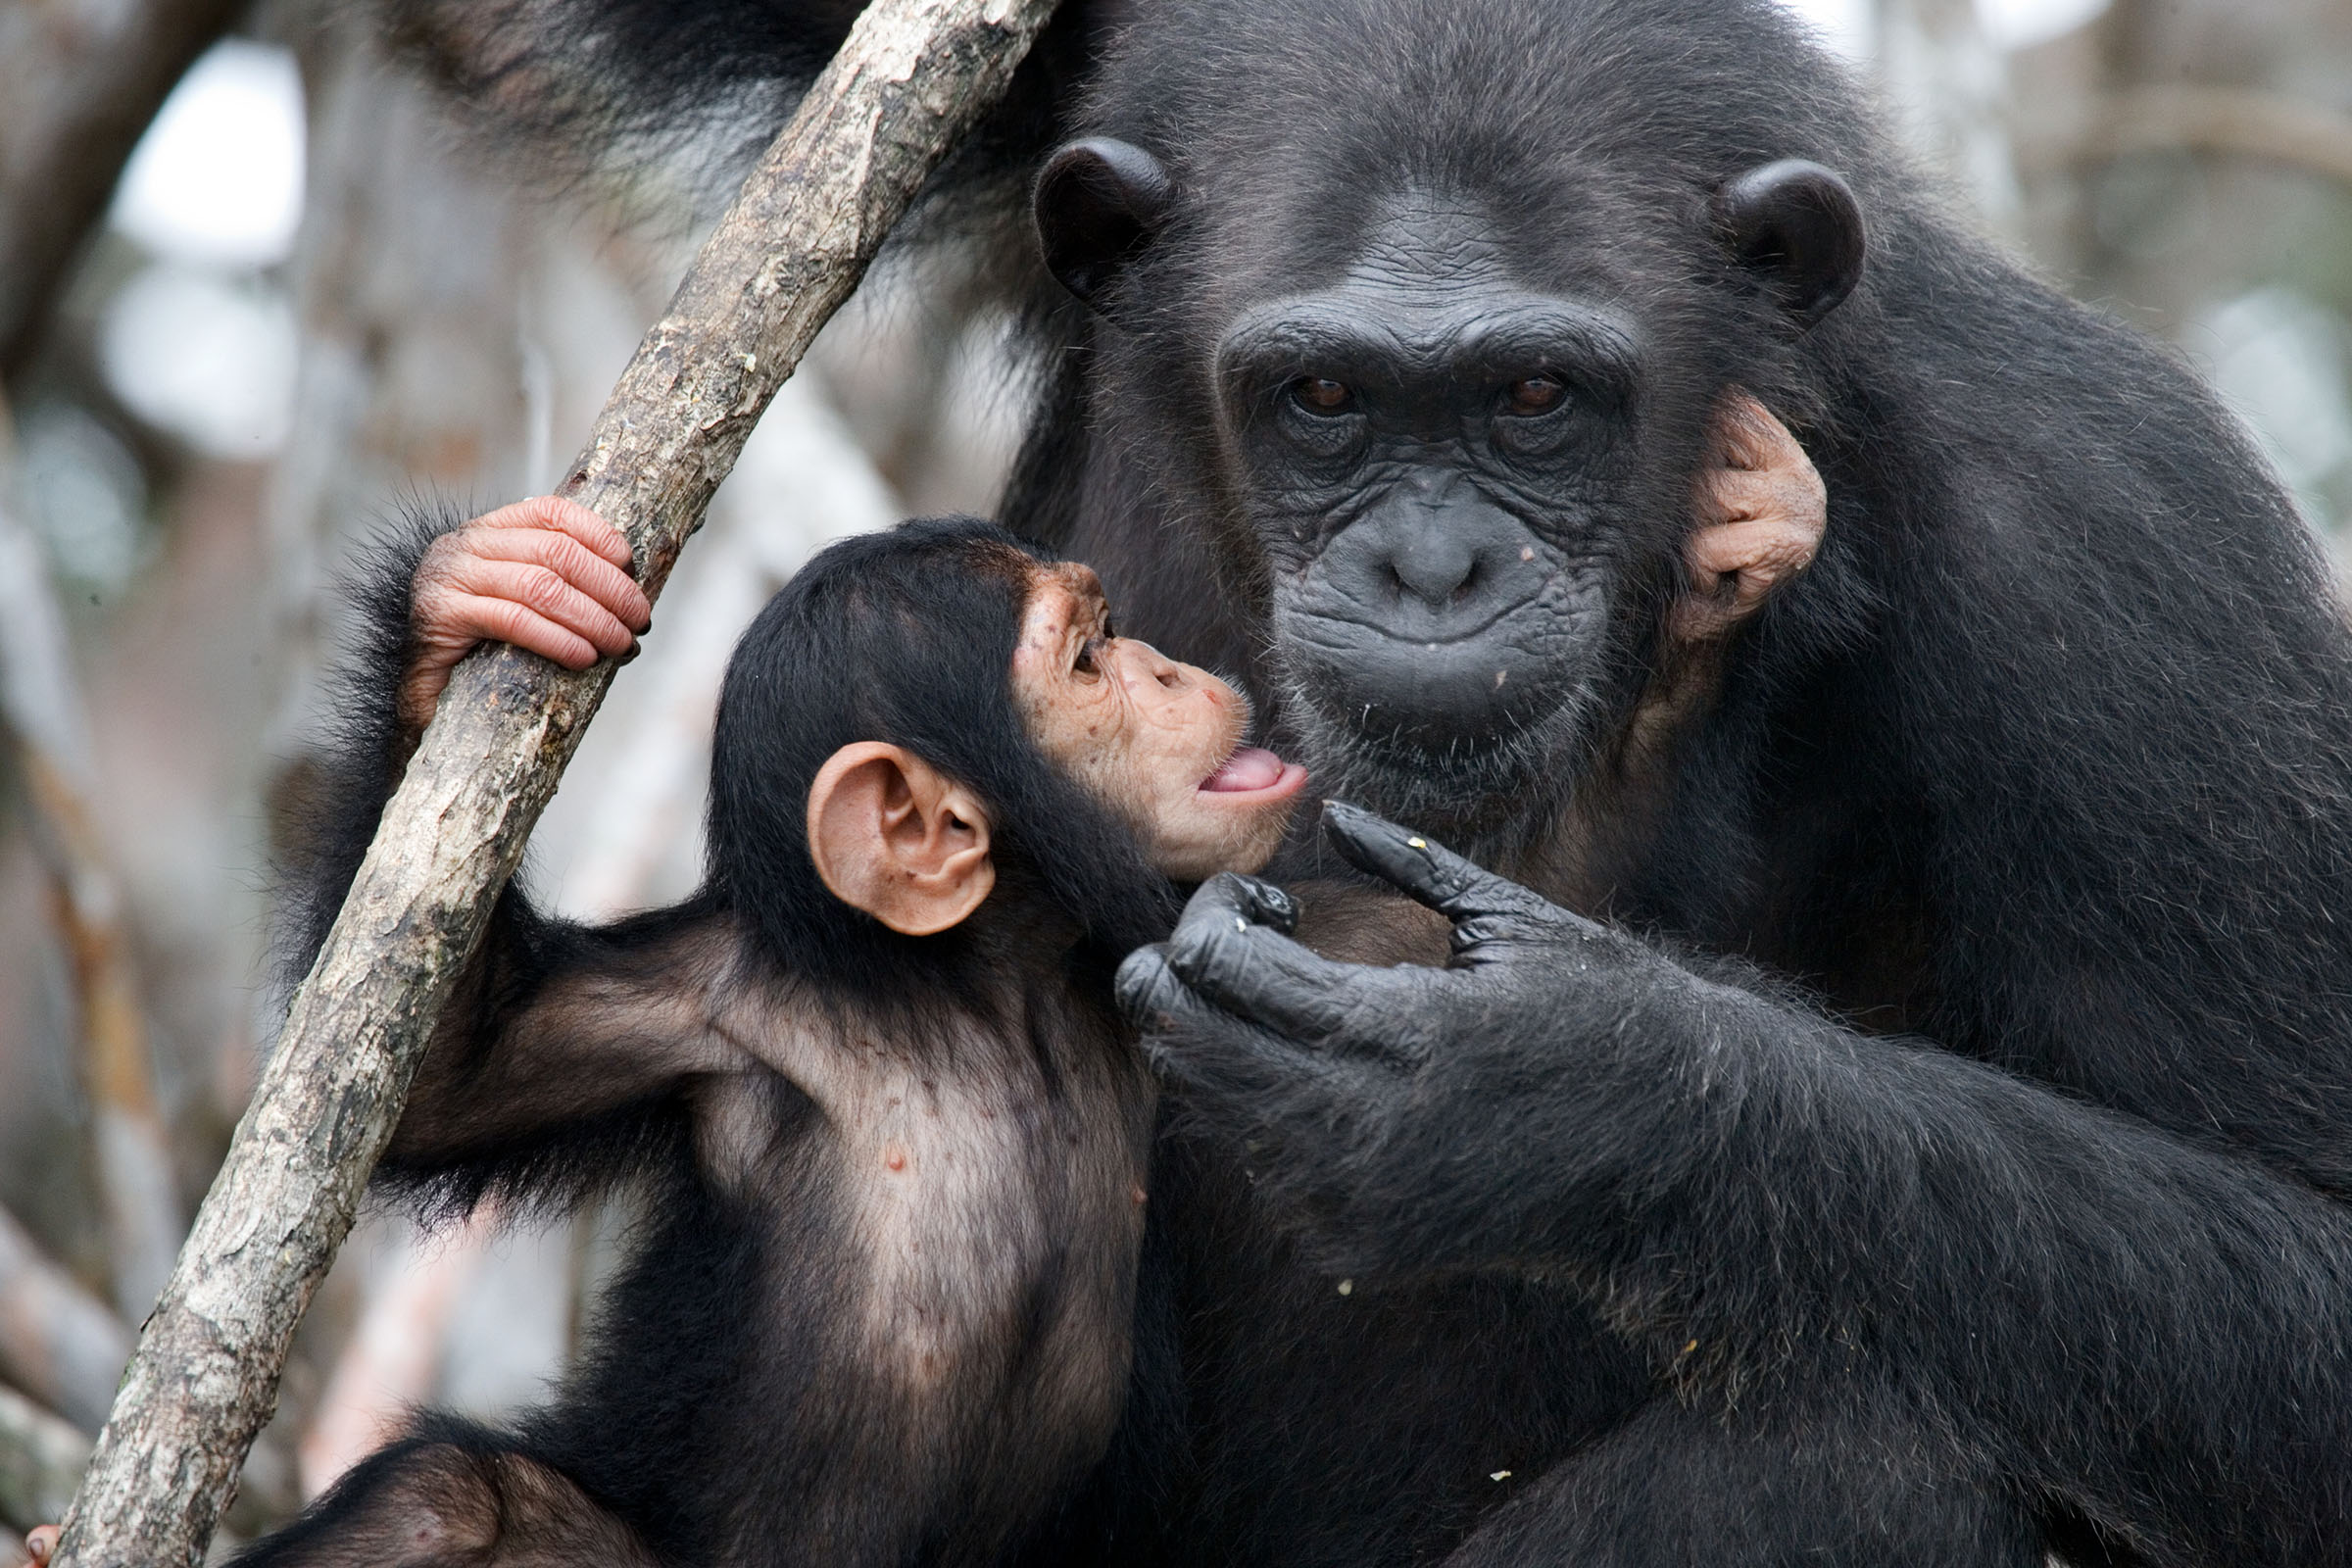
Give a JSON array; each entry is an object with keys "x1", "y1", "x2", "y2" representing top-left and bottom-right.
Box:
[{"x1": 1200, "y1": 746, "x2": 1309, "y2": 799}]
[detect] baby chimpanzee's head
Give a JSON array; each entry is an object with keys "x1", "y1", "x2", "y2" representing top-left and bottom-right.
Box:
[{"x1": 710, "y1": 516, "x2": 1304, "y2": 988}]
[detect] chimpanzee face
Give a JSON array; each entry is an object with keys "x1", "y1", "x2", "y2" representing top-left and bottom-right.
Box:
[
  {"x1": 1034, "y1": 139, "x2": 1862, "y2": 838},
  {"x1": 1209, "y1": 191, "x2": 1650, "y2": 812},
  {"x1": 1012, "y1": 562, "x2": 1308, "y2": 880}
]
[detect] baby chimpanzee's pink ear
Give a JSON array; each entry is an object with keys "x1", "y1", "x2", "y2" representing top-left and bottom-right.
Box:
[{"x1": 807, "y1": 743, "x2": 997, "y2": 935}]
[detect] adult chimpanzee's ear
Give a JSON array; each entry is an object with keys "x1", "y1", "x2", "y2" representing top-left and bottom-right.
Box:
[
  {"x1": 1713, "y1": 160, "x2": 1867, "y2": 329},
  {"x1": 1034, "y1": 137, "x2": 1176, "y2": 314},
  {"x1": 808, "y1": 743, "x2": 996, "y2": 936}
]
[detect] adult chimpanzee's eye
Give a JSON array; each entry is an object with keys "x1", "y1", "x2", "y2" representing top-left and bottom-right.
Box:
[
  {"x1": 1289, "y1": 376, "x2": 1354, "y2": 414},
  {"x1": 1073, "y1": 637, "x2": 1103, "y2": 676},
  {"x1": 1503, "y1": 374, "x2": 1566, "y2": 416}
]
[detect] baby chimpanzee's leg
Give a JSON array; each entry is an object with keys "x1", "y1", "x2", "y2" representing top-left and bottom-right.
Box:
[
  {"x1": 1443, "y1": 1395, "x2": 2040, "y2": 1568},
  {"x1": 230, "y1": 1417, "x2": 660, "y2": 1568}
]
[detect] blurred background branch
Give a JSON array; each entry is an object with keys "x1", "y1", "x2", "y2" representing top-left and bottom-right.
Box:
[
  {"x1": 2044, "y1": 87, "x2": 2352, "y2": 189},
  {"x1": 0, "y1": 0, "x2": 248, "y2": 379},
  {"x1": 0, "y1": 1386, "x2": 90, "y2": 1536},
  {"x1": 0, "y1": 1204, "x2": 130, "y2": 1434},
  {"x1": 0, "y1": 395, "x2": 180, "y2": 1325}
]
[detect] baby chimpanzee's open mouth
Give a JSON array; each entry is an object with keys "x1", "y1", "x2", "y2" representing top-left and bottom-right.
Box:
[{"x1": 1200, "y1": 746, "x2": 1308, "y2": 797}]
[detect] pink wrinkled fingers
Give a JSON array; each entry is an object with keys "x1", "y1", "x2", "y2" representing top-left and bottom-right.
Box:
[
  {"x1": 437, "y1": 556, "x2": 639, "y2": 660},
  {"x1": 456, "y1": 526, "x2": 652, "y2": 633},
  {"x1": 444, "y1": 591, "x2": 603, "y2": 670},
  {"x1": 1680, "y1": 392, "x2": 1826, "y2": 641},
  {"x1": 469, "y1": 495, "x2": 635, "y2": 570},
  {"x1": 1704, "y1": 387, "x2": 1804, "y2": 474}
]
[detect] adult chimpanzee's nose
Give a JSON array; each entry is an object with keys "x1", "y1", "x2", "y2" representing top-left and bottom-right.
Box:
[
  {"x1": 1388, "y1": 522, "x2": 1478, "y2": 609},
  {"x1": 1327, "y1": 481, "x2": 1537, "y2": 637},
  {"x1": 1293, "y1": 485, "x2": 1563, "y2": 746}
]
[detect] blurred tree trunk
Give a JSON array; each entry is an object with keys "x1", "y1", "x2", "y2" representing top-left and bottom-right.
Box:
[
  {"x1": 0, "y1": 399, "x2": 178, "y2": 1325},
  {"x1": 0, "y1": 0, "x2": 247, "y2": 379},
  {"x1": 2006, "y1": 0, "x2": 2352, "y2": 555}
]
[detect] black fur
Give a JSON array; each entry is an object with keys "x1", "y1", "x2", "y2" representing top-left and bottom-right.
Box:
[
  {"x1": 271, "y1": 503, "x2": 459, "y2": 999},
  {"x1": 364, "y1": 1, "x2": 2352, "y2": 1563}
]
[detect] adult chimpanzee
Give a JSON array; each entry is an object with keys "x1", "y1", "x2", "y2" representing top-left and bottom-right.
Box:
[
  {"x1": 250, "y1": 513, "x2": 1303, "y2": 1567},
  {"x1": 370, "y1": 0, "x2": 2352, "y2": 1562},
  {"x1": 235, "y1": 433, "x2": 1819, "y2": 1567}
]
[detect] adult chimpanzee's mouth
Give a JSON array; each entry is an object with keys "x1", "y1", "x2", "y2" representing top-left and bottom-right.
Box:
[{"x1": 1200, "y1": 746, "x2": 1309, "y2": 799}]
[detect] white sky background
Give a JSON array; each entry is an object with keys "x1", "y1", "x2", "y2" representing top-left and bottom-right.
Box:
[
  {"x1": 97, "y1": 40, "x2": 303, "y2": 466},
  {"x1": 111, "y1": 39, "x2": 304, "y2": 269}
]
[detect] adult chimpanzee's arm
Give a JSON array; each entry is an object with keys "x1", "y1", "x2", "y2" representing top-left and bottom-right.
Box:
[
  {"x1": 277, "y1": 503, "x2": 710, "y2": 1212},
  {"x1": 1119, "y1": 805, "x2": 2352, "y2": 1562}
]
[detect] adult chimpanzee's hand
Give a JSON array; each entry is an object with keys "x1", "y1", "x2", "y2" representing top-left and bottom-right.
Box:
[{"x1": 1117, "y1": 800, "x2": 1720, "y2": 1278}]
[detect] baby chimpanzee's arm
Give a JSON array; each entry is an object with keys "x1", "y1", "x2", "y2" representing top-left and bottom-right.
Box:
[
  {"x1": 279, "y1": 499, "x2": 712, "y2": 1212},
  {"x1": 377, "y1": 897, "x2": 749, "y2": 1204}
]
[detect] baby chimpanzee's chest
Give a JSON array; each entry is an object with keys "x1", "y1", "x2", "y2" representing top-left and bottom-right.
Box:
[{"x1": 723, "y1": 1006, "x2": 1157, "y2": 1444}]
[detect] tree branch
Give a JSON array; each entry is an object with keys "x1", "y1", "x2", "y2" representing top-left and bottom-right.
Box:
[
  {"x1": 0, "y1": 0, "x2": 249, "y2": 378},
  {"x1": 50, "y1": 0, "x2": 1059, "y2": 1561},
  {"x1": 2027, "y1": 84, "x2": 2352, "y2": 190}
]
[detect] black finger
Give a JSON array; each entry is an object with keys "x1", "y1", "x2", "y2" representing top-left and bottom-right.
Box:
[
  {"x1": 1160, "y1": 874, "x2": 1424, "y2": 1053},
  {"x1": 1320, "y1": 801, "x2": 1560, "y2": 927},
  {"x1": 1115, "y1": 942, "x2": 1189, "y2": 1032},
  {"x1": 1116, "y1": 946, "x2": 1382, "y2": 1111},
  {"x1": 1232, "y1": 874, "x2": 1299, "y2": 934}
]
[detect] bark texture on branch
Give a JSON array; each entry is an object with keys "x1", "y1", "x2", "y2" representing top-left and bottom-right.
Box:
[
  {"x1": 0, "y1": 0, "x2": 247, "y2": 378},
  {"x1": 52, "y1": 1, "x2": 1058, "y2": 1560}
]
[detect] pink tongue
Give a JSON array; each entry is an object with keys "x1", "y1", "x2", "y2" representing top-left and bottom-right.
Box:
[{"x1": 1202, "y1": 747, "x2": 1287, "y2": 793}]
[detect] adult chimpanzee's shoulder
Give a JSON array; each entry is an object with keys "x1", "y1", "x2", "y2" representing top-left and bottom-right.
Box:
[{"x1": 1787, "y1": 233, "x2": 2352, "y2": 1180}]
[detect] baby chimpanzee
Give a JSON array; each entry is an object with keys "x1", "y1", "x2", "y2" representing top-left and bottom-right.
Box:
[{"x1": 241, "y1": 515, "x2": 1305, "y2": 1568}]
